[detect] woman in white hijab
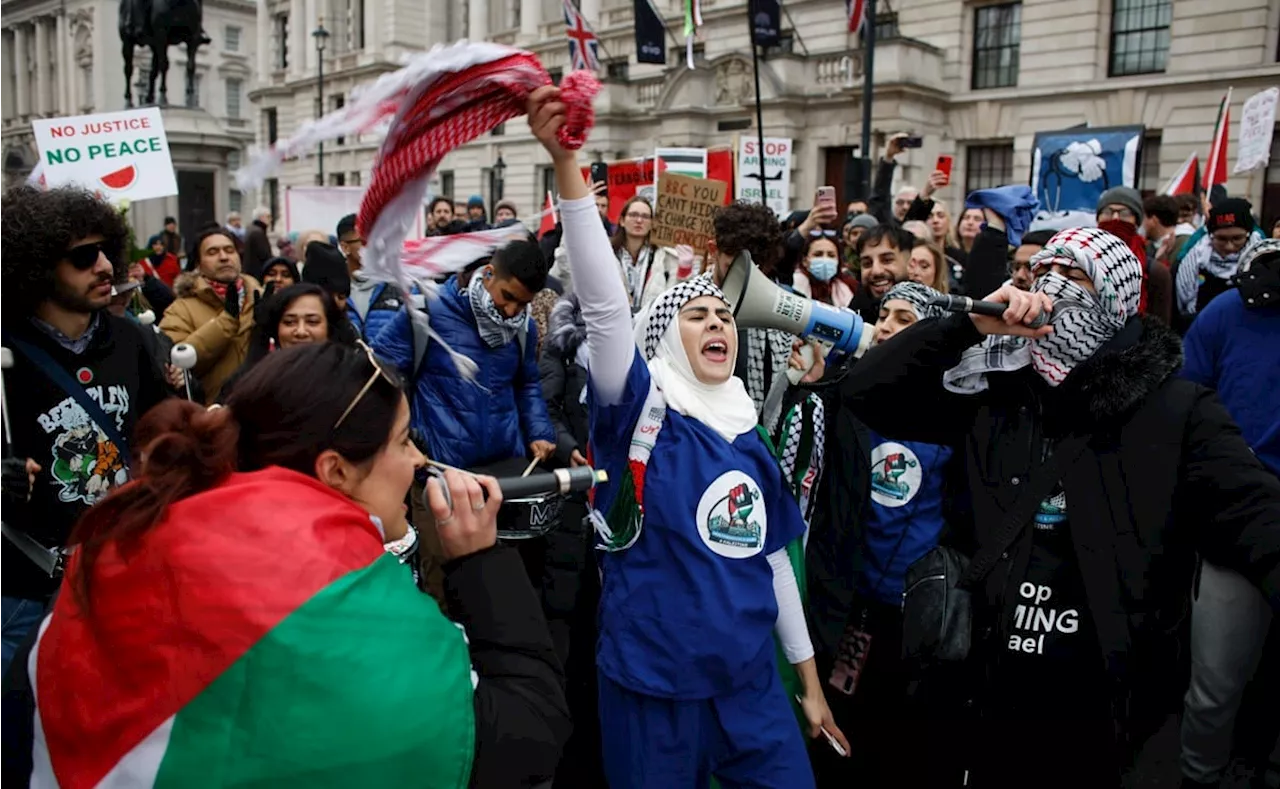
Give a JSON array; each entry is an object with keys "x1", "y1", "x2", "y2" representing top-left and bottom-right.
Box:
[{"x1": 527, "y1": 87, "x2": 847, "y2": 789}]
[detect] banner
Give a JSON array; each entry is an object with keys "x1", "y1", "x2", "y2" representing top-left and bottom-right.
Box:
[
  {"x1": 582, "y1": 149, "x2": 734, "y2": 222},
  {"x1": 736, "y1": 137, "x2": 792, "y2": 216},
  {"x1": 1029, "y1": 125, "x2": 1143, "y2": 229},
  {"x1": 634, "y1": 0, "x2": 667, "y2": 64},
  {"x1": 748, "y1": 0, "x2": 781, "y2": 47},
  {"x1": 651, "y1": 173, "x2": 728, "y2": 252},
  {"x1": 1234, "y1": 86, "x2": 1278, "y2": 174},
  {"x1": 284, "y1": 186, "x2": 425, "y2": 237},
  {"x1": 31, "y1": 107, "x2": 177, "y2": 204}
]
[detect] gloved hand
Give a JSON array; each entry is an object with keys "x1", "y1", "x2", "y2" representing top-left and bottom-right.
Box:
[
  {"x1": 224, "y1": 281, "x2": 241, "y2": 319},
  {"x1": 2, "y1": 457, "x2": 40, "y2": 509}
]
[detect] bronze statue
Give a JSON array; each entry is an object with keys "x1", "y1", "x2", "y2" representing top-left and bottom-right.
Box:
[{"x1": 119, "y1": 0, "x2": 210, "y2": 107}]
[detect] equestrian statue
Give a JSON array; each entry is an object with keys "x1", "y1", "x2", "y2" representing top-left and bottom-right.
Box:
[{"x1": 119, "y1": 0, "x2": 211, "y2": 107}]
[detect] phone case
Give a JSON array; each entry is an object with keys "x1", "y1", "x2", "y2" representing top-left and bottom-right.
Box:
[{"x1": 828, "y1": 622, "x2": 873, "y2": 696}]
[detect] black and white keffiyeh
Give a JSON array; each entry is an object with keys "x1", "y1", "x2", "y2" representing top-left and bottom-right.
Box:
[
  {"x1": 944, "y1": 227, "x2": 1144, "y2": 393},
  {"x1": 618, "y1": 244, "x2": 655, "y2": 312},
  {"x1": 467, "y1": 272, "x2": 529, "y2": 348},
  {"x1": 881, "y1": 281, "x2": 949, "y2": 321},
  {"x1": 632, "y1": 274, "x2": 757, "y2": 442},
  {"x1": 1175, "y1": 233, "x2": 1261, "y2": 315}
]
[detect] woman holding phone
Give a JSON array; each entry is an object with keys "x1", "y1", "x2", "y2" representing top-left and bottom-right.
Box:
[{"x1": 527, "y1": 86, "x2": 848, "y2": 788}]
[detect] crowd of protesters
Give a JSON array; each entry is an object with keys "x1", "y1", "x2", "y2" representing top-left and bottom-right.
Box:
[{"x1": 1, "y1": 85, "x2": 1278, "y2": 789}]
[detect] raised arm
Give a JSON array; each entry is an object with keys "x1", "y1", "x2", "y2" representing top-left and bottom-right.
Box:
[{"x1": 529, "y1": 86, "x2": 635, "y2": 406}]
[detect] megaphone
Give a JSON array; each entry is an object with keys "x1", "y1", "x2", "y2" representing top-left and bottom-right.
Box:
[{"x1": 719, "y1": 251, "x2": 874, "y2": 358}]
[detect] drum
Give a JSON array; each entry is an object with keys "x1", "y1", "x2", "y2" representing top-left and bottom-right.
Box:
[{"x1": 467, "y1": 457, "x2": 566, "y2": 541}]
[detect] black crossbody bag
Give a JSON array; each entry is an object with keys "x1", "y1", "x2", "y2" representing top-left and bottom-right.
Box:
[{"x1": 901, "y1": 435, "x2": 1088, "y2": 664}]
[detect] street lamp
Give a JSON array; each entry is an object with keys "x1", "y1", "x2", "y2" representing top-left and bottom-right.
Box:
[
  {"x1": 312, "y1": 19, "x2": 330, "y2": 184},
  {"x1": 493, "y1": 150, "x2": 506, "y2": 202}
]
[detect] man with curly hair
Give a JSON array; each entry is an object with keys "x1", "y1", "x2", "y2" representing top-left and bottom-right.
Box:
[{"x1": 0, "y1": 186, "x2": 170, "y2": 671}]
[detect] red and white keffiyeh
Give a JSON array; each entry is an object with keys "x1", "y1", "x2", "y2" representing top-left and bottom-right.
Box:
[{"x1": 237, "y1": 41, "x2": 599, "y2": 294}]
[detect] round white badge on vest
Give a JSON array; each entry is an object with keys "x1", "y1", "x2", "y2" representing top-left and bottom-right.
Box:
[
  {"x1": 869, "y1": 442, "x2": 923, "y2": 508},
  {"x1": 695, "y1": 471, "x2": 768, "y2": 559}
]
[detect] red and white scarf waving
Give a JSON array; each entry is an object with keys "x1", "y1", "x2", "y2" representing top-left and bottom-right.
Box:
[{"x1": 237, "y1": 42, "x2": 599, "y2": 294}]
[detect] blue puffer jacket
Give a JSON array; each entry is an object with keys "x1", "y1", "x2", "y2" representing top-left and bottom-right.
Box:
[
  {"x1": 348, "y1": 277, "x2": 410, "y2": 342},
  {"x1": 373, "y1": 276, "x2": 556, "y2": 469}
]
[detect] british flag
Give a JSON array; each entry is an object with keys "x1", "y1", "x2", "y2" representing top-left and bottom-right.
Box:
[{"x1": 563, "y1": 0, "x2": 601, "y2": 72}]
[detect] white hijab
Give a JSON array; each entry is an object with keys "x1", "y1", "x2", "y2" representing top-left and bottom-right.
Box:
[{"x1": 633, "y1": 277, "x2": 758, "y2": 443}]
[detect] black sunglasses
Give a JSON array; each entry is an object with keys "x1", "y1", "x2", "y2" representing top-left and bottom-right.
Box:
[{"x1": 66, "y1": 242, "x2": 105, "y2": 270}]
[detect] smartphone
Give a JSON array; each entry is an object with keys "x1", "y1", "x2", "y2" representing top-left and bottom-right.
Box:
[
  {"x1": 816, "y1": 186, "x2": 836, "y2": 211},
  {"x1": 901, "y1": 135, "x2": 924, "y2": 149},
  {"x1": 589, "y1": 161, "x2": 609, "y2": 193},
  {"x1": 936, "y1": 154, "x2": 953, "y2": 186}
]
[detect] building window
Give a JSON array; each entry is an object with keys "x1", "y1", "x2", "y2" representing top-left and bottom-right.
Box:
[
  {"x1": 226, "y1": 78, "x2": 242, "y2": 119},
  {"x1": 964, "y1": 143, "x2": 1014, "y2": 193},
  {"x1": 332, "y1": 95, "x2": 345, "y2": 145},
  {"x1": 606, "y1": 60, "x2": 629, "y2": 82},
  {"x1": 350, "y1": 171, "x2": 362, "y2": 186},
  {"x1": 228, "y1": 150, "x2": 243, "y2": 213},
  {"x1": 874, "y1": 12, "x2": 899, "y2": 41},
  {"x1": 439, "y1": 170, "x2": 455, "y2": 199},
  {"x1": 492, "y1": 122, "x2": 505, "y2": 137},
  {"x1": 187, "y1": 74, "x2": 203, "y2": 109},
  {"x1": 274, "y1": 14, "x2": 290, "y2": 69},
  {"x1": 330, "y1": 173, "x2": 346, "y2": 186},
  {"x1": 264, "y1": 108, "x2": 278, "y2": 143},
  {"x1": 763, "y1": 33, "x2": 795, "y2": 57},
  {"x1": 1138, "y1": 135, "x2": 1161, "y2": 195},
  {"x1": 541, "y1": 166, "x2": 556, "y2": 202},
  {"x1": 224, "y1": 25, "x2": 241, "y2": 52},
  {"x1": 1110, "y1": 0, "x2": 1171, "y2": 76},
  {"x1": 972, "y1": 3, "x2": 1021, "y2": 90}
]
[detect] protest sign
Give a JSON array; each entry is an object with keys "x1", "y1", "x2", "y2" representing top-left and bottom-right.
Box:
[
  {"x1": 736, "y1": 137, "x2": 792, "y2": 216},
  {"x1": 651, "y1": 173, "x2": 728, "y2": 252},
  {"x1": 31, "y1": 107, "x2": 178, "y2": 203},
  {"x1": 1234, "y1": 87, "x2": 1278, "y2": 174},
  {"x1": 581, "y1": 151, "x2": 733, "y2": 222}
]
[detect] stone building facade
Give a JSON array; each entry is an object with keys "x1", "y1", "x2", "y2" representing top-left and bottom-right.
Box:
[
  {"x1": 252, "y1": 0, "x2": 1280, "y2": 232},
  {"x1": 2, "y1": 0, "x2": 258, "y2": 244}
]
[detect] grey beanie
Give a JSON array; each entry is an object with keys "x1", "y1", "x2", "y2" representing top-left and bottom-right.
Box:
[
  {"x1": 845, "y1": 213, "x2": 880, "y2": 231},
  {"x1": 1096, "y1": 186, "x2": 1144, "y2": 222}
]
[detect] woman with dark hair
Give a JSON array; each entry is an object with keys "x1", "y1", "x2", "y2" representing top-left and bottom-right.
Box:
[
  {"x1": 609, "y1": 195, "x2": 691, "y2": 312},
  {"x1": 792, "y1": 231, "x2": 858, "y2": 308},
  {"x1": 259, "y1": 256, "x2": 300, "y2": 291},
  {"x1": 9, "y1": 342, "x2": 570, "y2": 787},
  {"x1": 219, "y1": 283, "x2": 358, "y2": 400}
]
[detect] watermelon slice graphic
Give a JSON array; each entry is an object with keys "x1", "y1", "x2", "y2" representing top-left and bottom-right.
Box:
[{"x1": 99, "y1": 165, "x2": 137, "y2": 191}]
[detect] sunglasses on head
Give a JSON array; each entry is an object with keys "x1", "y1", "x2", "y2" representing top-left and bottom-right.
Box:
[
  {"x1": 65, "y1": 242, "x2": 105, "y2": 270},
  {"x1": 332, "y1": 340, "x2": 399, "y2": 431}
]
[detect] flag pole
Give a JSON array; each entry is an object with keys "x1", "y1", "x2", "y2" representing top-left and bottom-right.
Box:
[
  {"x1": 859, "y1": 0, "x2": 876, "y2": 196},
  {"x1": 748, "y1": 19, "x2": 768, "y2": 204}
]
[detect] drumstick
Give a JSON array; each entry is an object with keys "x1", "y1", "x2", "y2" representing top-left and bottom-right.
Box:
[{"x1": 521, "y1": 457, "x2": 539, "y2": 477}]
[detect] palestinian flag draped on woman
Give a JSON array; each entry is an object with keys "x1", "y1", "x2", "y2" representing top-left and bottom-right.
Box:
[{"x1": 29, "y1": 469, "x2": 477, "y2": 788}]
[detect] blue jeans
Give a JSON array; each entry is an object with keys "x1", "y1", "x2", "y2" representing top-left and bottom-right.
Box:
[{"x1": 1, "y1": 597, "x2": 45, "y2": 679}]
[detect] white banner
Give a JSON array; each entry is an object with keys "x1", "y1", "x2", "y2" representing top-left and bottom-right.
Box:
[
  {"x1": 1234, "y1": 87, "x2": 1278, "y2": 174},
  {"x1": 284, "y1": 186, "x2": 425, "y2": 237},
  {"x1": 31, "y1": 108, "x2": 177, "y2": 203},
  {"x1": 736, "y1": 137, "x2": 792, "y2": 217}
]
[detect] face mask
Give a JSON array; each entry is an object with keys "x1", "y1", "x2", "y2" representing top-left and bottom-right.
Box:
[{"x1": 808, "y1": 258, "x2": 837, "y2": 282}]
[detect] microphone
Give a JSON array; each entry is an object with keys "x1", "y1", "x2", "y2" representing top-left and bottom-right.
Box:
[
  {"x1": 493, "y1": 467, "x2": 608, "y2": 500},
  {"x1": 927, "y1": 294, "x2": 1052, "y2": 329}
]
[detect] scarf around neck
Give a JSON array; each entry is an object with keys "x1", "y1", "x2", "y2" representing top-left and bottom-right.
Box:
[
  {"x1": 466, "y1": 271, "x2": 527, "y2": 349},
  {"x1": 618, "y1": 244, "x2": 654, "y2": 311},
  {"x1": 1175, "y1": 233, "x2": 1258, "y2": 315},
  {"x1": 944, "y1": 227, "x2": 1143, "y2": 392}
]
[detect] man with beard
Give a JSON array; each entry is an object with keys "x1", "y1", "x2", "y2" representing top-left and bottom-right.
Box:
[
  {"x1": 0, "y1": 186, "x2": 171, "y2": 671},
  {"x1": 851, "y1": 225, "x2": 913, "y2": 325},
  {"x1": 160, "y1": 226, "x2": 262, "y2": 403}
]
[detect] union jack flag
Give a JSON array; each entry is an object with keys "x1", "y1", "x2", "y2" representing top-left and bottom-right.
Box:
[{"x1": 563, "y1": 0, "x2": 601, "y2": 72}]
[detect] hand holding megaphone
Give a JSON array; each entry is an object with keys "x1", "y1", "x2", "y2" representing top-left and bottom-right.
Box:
[
  {"x1": 169, "y1": 343, "x2": 197, "y2": 400},
  {"x1": 931, "y1": 286, "x2": 1055, "y2": 338},
  {"x1": 719, "y1": 251, "x2": 875, "y2": 359}
]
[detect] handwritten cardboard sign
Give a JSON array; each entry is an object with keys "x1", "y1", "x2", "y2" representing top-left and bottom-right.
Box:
[{"x1": 651, "y1": 173, "x2": 728, "y2": 252}]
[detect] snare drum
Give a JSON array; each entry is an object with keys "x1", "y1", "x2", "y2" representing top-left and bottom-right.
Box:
[{"x1": 467, "y1": 457, "x2": 567, "y2": 541}]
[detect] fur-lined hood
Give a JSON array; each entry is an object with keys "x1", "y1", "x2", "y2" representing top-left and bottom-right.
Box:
[
  {"x1": 993, "y1": 315, "x2": 1183, "y2": 428},
  {"x1": 544, "y1": 293, "x2": 587, "y2": 358}
]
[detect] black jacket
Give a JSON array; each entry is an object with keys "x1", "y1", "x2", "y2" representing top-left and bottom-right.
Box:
[
  {"x1": 839, "y1": 313, "x2": 1280, "y2": 738},
  {"x1": 243, "y1": 220, "x2": 273, "y2": 280},
  {"x1": 538, "y1": 296, "x2": 589, "y2": 465},
  {"x1": 1, "y1": 314, "x2": 170, "y2": 601}
]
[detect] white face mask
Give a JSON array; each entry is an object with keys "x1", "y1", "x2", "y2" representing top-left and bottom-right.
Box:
[{"x1": 808, "y1": 258, "x2": 837, "y2": 282}]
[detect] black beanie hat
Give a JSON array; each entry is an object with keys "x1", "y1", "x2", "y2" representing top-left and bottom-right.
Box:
[
  {"x1": 1207, "y1": 198, "x2": 1256, "y2": 234},
  {"x1": 302, "y1": 241, "x2": 351, "y2": 297}
]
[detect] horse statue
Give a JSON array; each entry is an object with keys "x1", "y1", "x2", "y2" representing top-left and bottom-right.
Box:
[{"x1": 119, "y1": 0, "x2": 209, "y2": 107}]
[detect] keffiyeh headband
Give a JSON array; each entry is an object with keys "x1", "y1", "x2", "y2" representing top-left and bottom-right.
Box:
[
  {"x1": 944, "y1": 227, "x2": 1144, "y2": 393},
  {"x1": 881, "y1": 281, "x2": 948, "y2": 321}
]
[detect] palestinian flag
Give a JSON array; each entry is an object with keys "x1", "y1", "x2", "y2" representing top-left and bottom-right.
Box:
[
  {"x1": 1202, "y1": 88, "x2": 1232, "y2": 192},
  {"x1": 29, "y1": 467, "x2": 476, "y2": 788},
  {"x1": 1162, "y1": 151, "x2": 1199, "y2": 196}
]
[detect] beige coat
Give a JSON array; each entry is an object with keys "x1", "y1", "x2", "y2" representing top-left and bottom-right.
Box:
[{"x1": 160, "y1": 273, "x2": 262, "y2": 403}]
